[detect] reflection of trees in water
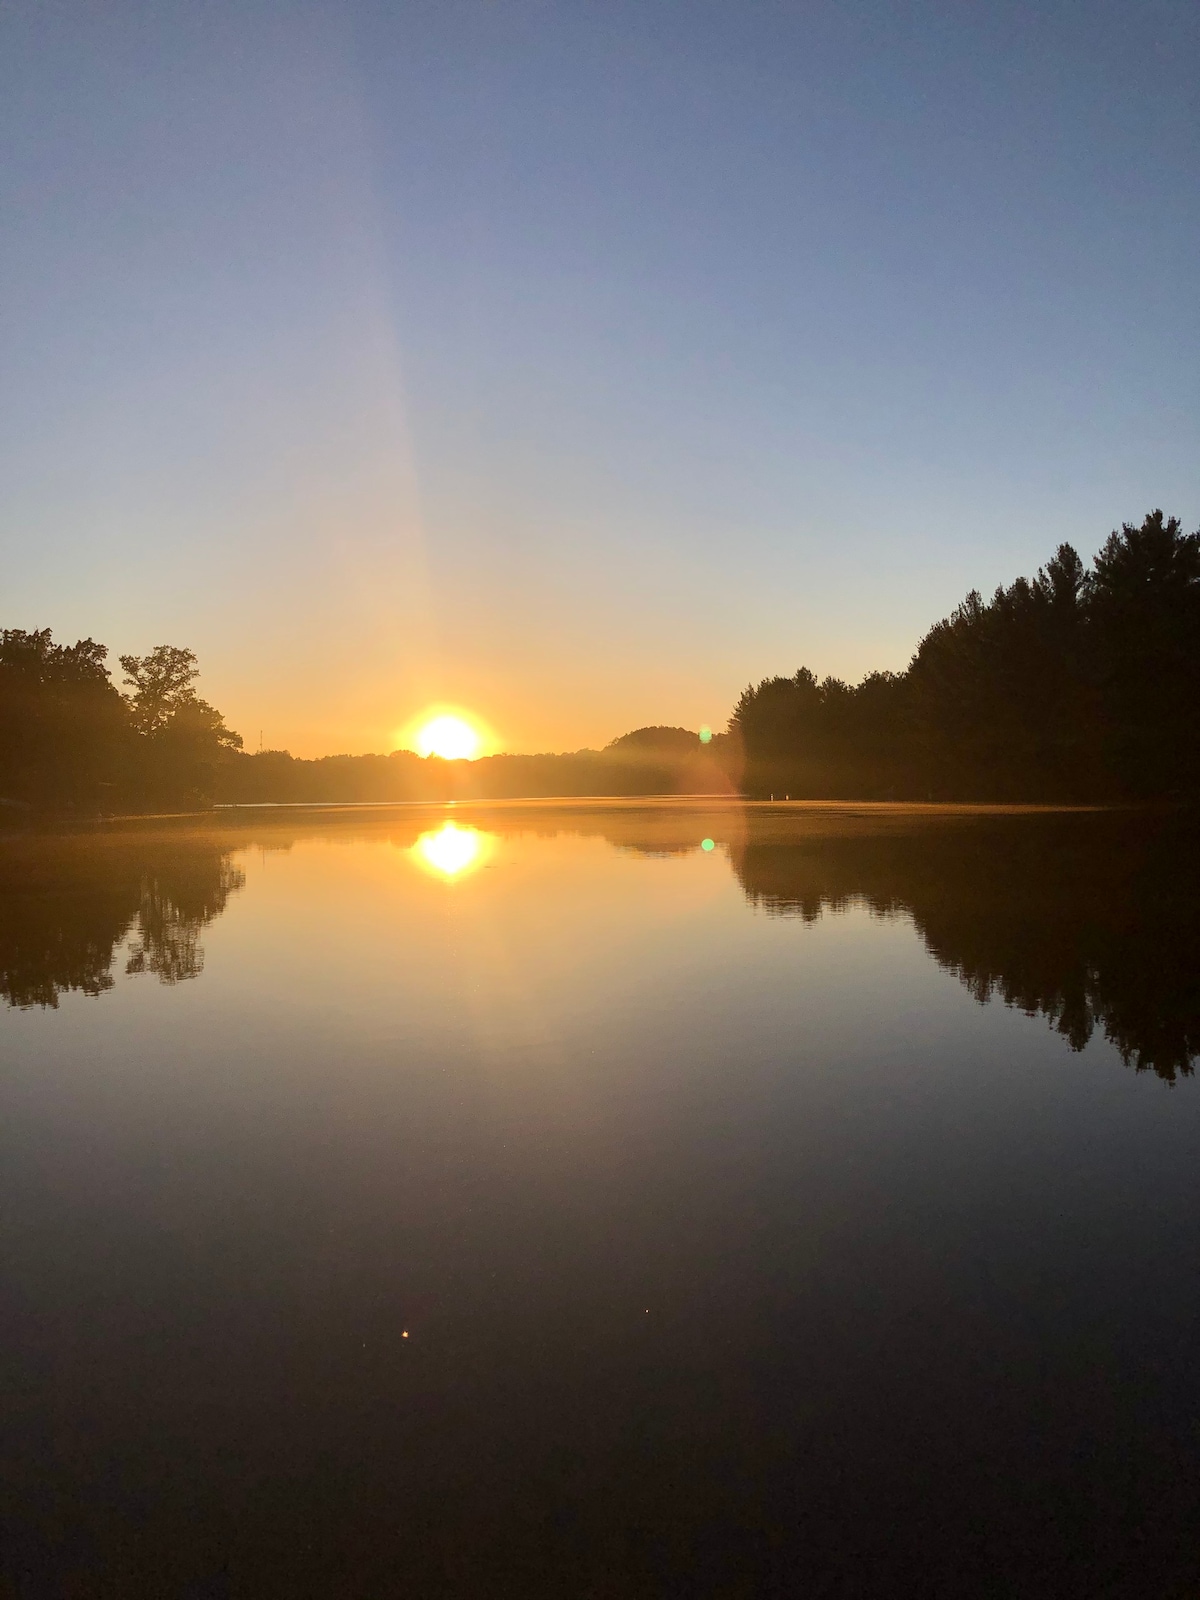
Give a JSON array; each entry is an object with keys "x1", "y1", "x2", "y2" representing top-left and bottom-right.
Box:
[
  {"x1": 124, "y1": 854, "x2": 245, "y2": 984},
  {"x1": 8, "y1": 807, "x2": 1194, "y2": 1084},
  {"x1": 0, "y1": 836, "x2": 244, "y2": 1008},
  {"x1": 731, "y1": 812, "x2": 1200, "y2": 1083},
  {"x1": 401, "y1": 802, "x2": 1199, "y2": 1081},
  {"x1": 171, "y1": 805, "x2": 1200, "y2": 1083}
]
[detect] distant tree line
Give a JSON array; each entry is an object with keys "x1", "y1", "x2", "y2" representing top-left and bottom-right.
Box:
[
  {"x1": 212, "y1": 726, "x2": 736, "y2": 807},
  {"x1": 3, "y1": 509, "x2": 1196, "y2": 812},
  {"x1": 733, "y1": 510, "x2": 1200, "y2": 800}
]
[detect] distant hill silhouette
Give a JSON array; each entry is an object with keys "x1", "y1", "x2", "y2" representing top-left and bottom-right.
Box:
[{"x1": 607, "y1": 725, "x2": 702, "y2": 752}]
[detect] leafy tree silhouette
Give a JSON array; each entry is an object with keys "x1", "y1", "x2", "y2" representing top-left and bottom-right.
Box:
[
  {"x1": 0, "y1": 628, "x2": 128, "y2": 810},
  {"x1": 120, "y1": 645, "x2": 242, "y2": 808}
]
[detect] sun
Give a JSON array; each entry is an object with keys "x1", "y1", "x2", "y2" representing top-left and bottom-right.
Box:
[
  {"x1": 396, "y1": 705, "x2": 494, "y2": 761},
  {"x1": 413, "y1": 714, "x2": 483, "y2": 761}
]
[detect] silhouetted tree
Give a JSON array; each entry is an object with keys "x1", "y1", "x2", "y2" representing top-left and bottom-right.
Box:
[
  {"x1": 908, "y1": 543, "x2": 1094, "y2": 798},
  {"x1": 120, "y1": 645, "x2": 242, "y2": 807},
  {"x1": 1083, "y1": 510, "x2": 1200, "y2": 797},
  {"x1": 731, "y1": 668, "x2": 911, "y2": 797},
  {"x1": 119, "y1": 645, "x2": 203, "y2": 735},
  {"x1": 0, "y1": 629, "x2": 128, "y2": 811},
  {"x1": 734, "y1": 510, "x2": 1200, "y2": 802}
]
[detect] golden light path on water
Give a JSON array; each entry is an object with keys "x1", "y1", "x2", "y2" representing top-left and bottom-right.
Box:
[{"x1": 412, "y1": 821, "x2": 491, "y2": 879}]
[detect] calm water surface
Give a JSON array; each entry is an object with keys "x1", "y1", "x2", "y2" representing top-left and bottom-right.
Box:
[{"x1": 2, "y1": 803, "x2": 1199, "y2": 1596}]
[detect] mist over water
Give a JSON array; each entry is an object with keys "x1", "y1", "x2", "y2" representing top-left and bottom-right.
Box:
[{"x1": 3, "y1": 803, "x2": 1199, "y2": 1594}]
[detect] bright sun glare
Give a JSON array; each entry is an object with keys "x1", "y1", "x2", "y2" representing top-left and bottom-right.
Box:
[
  {"x1": 415, "y1": 714, "x2": 483, "y2": 761},
  {"x1": 414, "y1": 822, "x2": 484, "y2": 879}
]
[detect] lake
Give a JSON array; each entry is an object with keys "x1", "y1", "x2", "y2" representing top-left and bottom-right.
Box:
[{"x1": 2, "y1": 802, "x2": 1199, "y2": 1597}]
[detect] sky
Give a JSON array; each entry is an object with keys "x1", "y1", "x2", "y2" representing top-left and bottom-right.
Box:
[{"x1": 1, "y1": 0, "x2": 1197, "y2": 757}]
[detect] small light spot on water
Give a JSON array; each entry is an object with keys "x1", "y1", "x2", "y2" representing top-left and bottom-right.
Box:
[{"x1": 701, "y1": 838, "x2": 715, "y2": 852}]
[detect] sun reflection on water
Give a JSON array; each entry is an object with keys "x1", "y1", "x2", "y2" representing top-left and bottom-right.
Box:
[{"x1": 413, "y1": 822, "x2": 490, "y2": 880}]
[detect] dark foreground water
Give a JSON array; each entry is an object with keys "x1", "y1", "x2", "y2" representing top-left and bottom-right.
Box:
[{"x1": 2, "y1": 802, "x2": 1199, "y2": 1598}]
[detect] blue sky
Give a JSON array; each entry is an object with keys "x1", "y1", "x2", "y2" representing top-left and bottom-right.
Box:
[{"x1": 2, "y1": 0, "x2": 1197, "y2": 753}]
